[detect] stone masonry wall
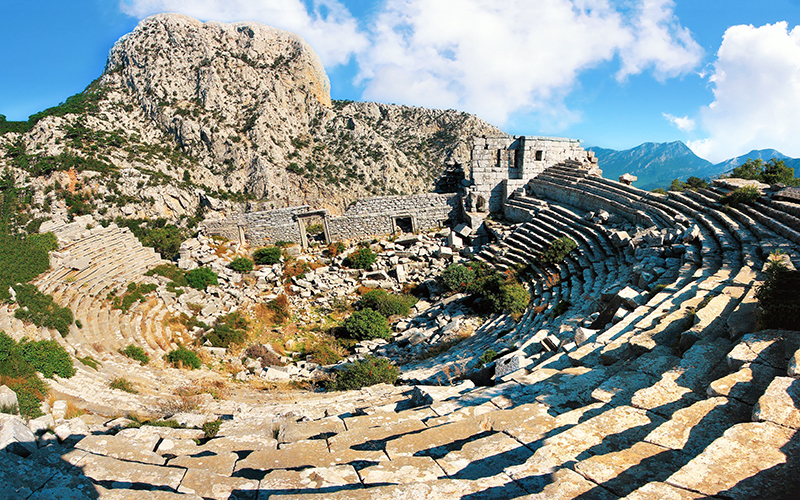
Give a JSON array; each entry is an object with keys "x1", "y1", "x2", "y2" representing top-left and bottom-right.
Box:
[
  {"x1": 201, "y1": 195, "x2": 459, "y2": 246},
  {"x1": 470, "y1": 136, "x2": 596, "y2": 213}
]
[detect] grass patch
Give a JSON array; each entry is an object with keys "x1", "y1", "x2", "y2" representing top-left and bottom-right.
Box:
[
  {"x1": 79, "y1": 355, "x2": 100, "y2": 370},
  {"x1": 109, "y1": 378, "x2": 138, "y2": 394}
]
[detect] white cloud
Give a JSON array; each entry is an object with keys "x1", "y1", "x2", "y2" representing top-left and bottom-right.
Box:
[
  {"x1": 615, "y1": 0, "x2": 703, "y2": 82},
  {"x1": 688, "y1": 22, "x2": 800, "y2": 163},
  {"x1": 356, "y1": 0, "x2": 703, "y2": 126},
  {"x1": 663, "y1": 113, "x2": 695, "y2": 132},
  {"x1": 120, "y1": 0, "x2": 367, "y2": 66},
  {"x1": 121, "y1": 0, "x2": 703, "y2": 129}
]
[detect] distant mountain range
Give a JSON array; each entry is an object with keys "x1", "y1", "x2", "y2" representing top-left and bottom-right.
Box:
[{"x1": 587, "y1": 142, "x2": 800, "y2": 190}]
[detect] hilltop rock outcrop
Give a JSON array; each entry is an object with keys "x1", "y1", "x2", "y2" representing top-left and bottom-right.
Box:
[{"x1": 0, "y1": 13, "x2": 502, "y2": 221}]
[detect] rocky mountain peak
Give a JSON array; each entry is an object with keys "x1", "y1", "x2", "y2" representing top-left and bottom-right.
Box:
[
  {"x1": 1, "y1": 13, "x2": 502, "y2": 221},
  {"x1": 107, "y1": 13, "x2": 331, "y2": 110}
]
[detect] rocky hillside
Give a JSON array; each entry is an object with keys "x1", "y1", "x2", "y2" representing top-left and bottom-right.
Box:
[{"x1": 0, "y1": 13, "x2": 502, "y2": 223}]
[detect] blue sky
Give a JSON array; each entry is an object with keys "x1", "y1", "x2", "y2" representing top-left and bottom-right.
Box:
[{"x1": 2, "y1": 1, "x2": 800, "y2": 163}]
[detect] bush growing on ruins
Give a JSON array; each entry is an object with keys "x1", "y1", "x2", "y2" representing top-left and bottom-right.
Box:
[
  {"x1": 186, "y1": 267, "x2": 218, "y2": 290},
  {"x1": 755, "y1": 259, "x2": 800, "y2": 330},
  {"x1": 146, "y1": 263, "x2": 188, "y2": 287},
  {"x1": 283, "y1": 259, "x2": 310, "y2": 281},
  {"x1": 0, "y1": 332, "x2": 74, "y2": 417},
  {"x1": 253, "y1": 246, "x2": 282, "y2": 265},
  {"x1": 204, "y1": 311, "x2": 248, "y2": 348},
  {"x1": 719, "y1": 185, "x2": 760, "y2": 207},
  {"x1": 478, "y1": 274, "x2": 530, "y2": 317},
  {"x1": 166, "y1": 346, "x2": 202, "y2": 369},
  {"x1": 538, "y1": 237, "x2": 577, "y2": 267},
  {"x1": 356, "y1": 290, "x2": 417, "y2": 317},
  {"x1": 115, "y1": 217, "x2": 185, "y2": 260},
  {"x1": 260, "y1": 295, "x2": 290, "y2": 324},
  {"x1": 0, "y1": 232, "x2": 57, "y2": 301},
  {"x1": 326, "y1": 241, "x2": 346, "y2": 257},
  {"x1": 440, "y1": 263, "x2": 476, "y2": 292},
  {"x1": 13, "y1": 283, "x2": 74, "y2": 337},
  {"x1": 326, "y1": 356, "x2": 398, "y2": 391},
  {"x1": 229, "y1": 257, "x2": 254, "y2": 273},
  {"x1": 121, "y1": 344, "x2": 150, "y2": 365},
  {"x1": 203, "y1": 418, "x2": 223, "y2": 438},
  {"x1": 550, "y1": 299, "x2": 571, "y2": 319},
  {"x1": 342, "y1": 309, "x2": 391, "y2": 340},
  {"x1": 306, "y1": 223, "x2": 324, "y2": 235},
  {"x1": 343, "y1": 247, "x2": 376, "y2": 269}
]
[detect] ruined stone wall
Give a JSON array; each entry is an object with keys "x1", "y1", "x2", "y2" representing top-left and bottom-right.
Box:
[
  {"x1": 470, "y1": 136, "x2": 595, "y2": 213},
  {"x1": 201, "y1": 195, "x2": 459, "y2": 246},
  {"x1": 329, "y1": 194, "x2": 459, "y2": 241}
]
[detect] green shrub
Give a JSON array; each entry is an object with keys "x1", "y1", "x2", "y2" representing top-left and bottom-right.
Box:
[
  {"x1": 110, "y1": 378, "x2": 138, "y2": 394},
  {"x1": 755, "y1": 264, "x2": 800, "y2": 330},
  {"x1": 478, "y1": 274, "x2": 530, "y2": 316},
  {"x1": 306, "y1": 223, "x2": 324, "y2": 235},
  {"x1": 186, "y1": 267, "x2": 218, "y2": 290},
  {"x1": 166, "y1": 346, "x2": 202, "y2": 370},
  {"x1": 356, "y1": 290, "x2": 417, "y2": 317},
  {"x1": 13, "y1": 283, "x2": 74, "y2": 337},
  {"x1": 326, "y1": 241, "x2": 346, "y2": 257},
  {"x1": 479, "y1": 349, "x2": 498, "y2": 366},
  {"x1": 204, "y1": 311, "x2": 248, "y2": 348},
  {"x1": 0, "y1": 232, "x2": 57, "y2": 301},
  {"x1": 538, "y1": 237, "x2": 577, "y2": 267},
  {"x1": 550, "y1": 299, "x2": 571, "y2": 319},
  {"x1": 120, "y1": 344, "x2": 150, "y2": 365},
  {"x1": 17, "y1": 337, "x2": 75, "y2": 379},
  {"x1": 202, "y1": 418, "x2": 223, "y2": 439},
  {"x1": 115, "y1": 218, "x2": 186, "y2": 260},
  {"x1": 145, "y1": 264, "x2": 188, "y2": 286},
  {"x1": 229, "y1": 257, "x2": 254, "y2": 273},
  {"x1": 0, "y1": 332, "x2": 74, "y2": 418},
  {"x1": 327, "y1": 356, "x2": 399, "y2": 391},
  {"x1": 440, "y1": 263, "x2": 476, "y2": 292},
  {"x1": 342, "y1": 309, "x2": 391, "y2": 340},
  {"x1": 343, "y1": 247, "x2": 376, "y2": 269},
  {"x1": 719, "y1": 185, "x2": 760, "y2": 207},
  {"x1": 253, "y1": 246, "x2": 282, "y2": 265}
]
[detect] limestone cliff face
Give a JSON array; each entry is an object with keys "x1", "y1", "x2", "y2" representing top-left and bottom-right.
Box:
[{"x1": 1, "y1": 13, "x2": 503, "y2": 219}]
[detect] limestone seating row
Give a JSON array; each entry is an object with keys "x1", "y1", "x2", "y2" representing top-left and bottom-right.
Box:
[
  {"x1": 542, "y1": 169, "x2": 677, "y2": 229},
  {"x1": 10, "y1": 325, "x2": 798, "y2": 499}
]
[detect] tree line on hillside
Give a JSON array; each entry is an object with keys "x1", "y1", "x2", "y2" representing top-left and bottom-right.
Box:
[{"x1": 652, "y1": 157, "x2": 799, "y2": 195}]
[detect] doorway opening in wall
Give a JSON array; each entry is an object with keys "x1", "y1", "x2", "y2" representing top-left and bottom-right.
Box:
[
  {"x1": 535, "y1": 150, "x2": 544, "y2": 161},
  {"x1": 394, "y1": 216, "x2": 414, "y2": 233},
  {"x1": 303, "y1": 215, "x2": 326, "y2": 243}
]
